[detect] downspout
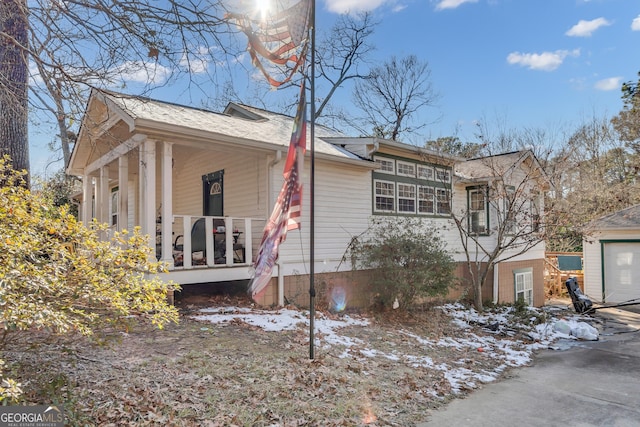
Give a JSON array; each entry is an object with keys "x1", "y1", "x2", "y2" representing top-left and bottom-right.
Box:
[
  {"x1": 493, "y1": 262, "x2": 499, "y2": 304},
  {"x1": 268, "y1": 151, "x2": 285, "y2": 307}
]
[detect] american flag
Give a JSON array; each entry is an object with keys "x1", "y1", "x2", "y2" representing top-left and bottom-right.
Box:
[
  {"x1": 226, "y1": 0, "x2": 311, "y2": 87},
  {"x1": 249, "y1": 83, "x2": 307, "y2": 299}
]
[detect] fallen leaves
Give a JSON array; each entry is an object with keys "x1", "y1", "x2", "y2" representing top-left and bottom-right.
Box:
[{"x1": 2, "y1": 300, "x2": 554, "y2": 426}]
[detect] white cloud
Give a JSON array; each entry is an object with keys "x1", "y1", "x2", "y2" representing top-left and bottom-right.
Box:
[
  {"x1": 506, "y1": 49, "x2": 580, "y2": 71},
  {"x1": 632, "y1": 15, "x2": 640, "y2": 31},
  {"x1": 325, "y1": 0, "x2": 387, "y2": 14},
  {"x1": 594, "y1": 76, "x2": 622, "y2": 91},
  {"x1": 180, "y1": 46, "x2": 211, "y2": 74},
  {"x1": 434, "y1": 0, "x2": 478, "y2": 11},
  {"x1": 109, "y1": 61, "x2": 171, "y2": 85},
  {"x1": 566, "y1": 17, "x2": 611, "y2": 37}
]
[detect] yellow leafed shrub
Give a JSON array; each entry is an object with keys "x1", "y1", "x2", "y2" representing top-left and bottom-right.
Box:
[{"x1": 0, "y1": 157, "x2": 179, "y2": 402}]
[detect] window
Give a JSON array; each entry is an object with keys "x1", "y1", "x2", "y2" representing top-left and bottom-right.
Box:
[
  {"x1": 397, "y1": 183, "x2": 416, "y2": 213},
  {"x1": 374, "y1": 157, "x2": 395, "y2": 174},
  {"x1": 397, "y1": 161, "x2": 416, "y2": 177},
  {"x1": 436, "y1": 168, "x2": 451, "y2": 183},
  {"x1": 110, "y1": 187, "x2": 119, "y2": 227},
  {"x1": 436, "y1": 189, "x2": 451, "y2": 215},
  {"x1": 468, "y1": 187, "x2": 488, "y2": 234},
  {"x1": 530, "y1": 193, "x2": 541, "y2": 233},
  {"x1": 417, "y1": 165, "x2": 434, "y2": 181},
  {"x1": 504, "y1": 186, "x2": 515, "y2": 234},
  {"x1": 372, "y1": 157, "x2": 450, "y2": 217},
  {"x1": 418, "y1": 186, "x2": 435, "y2": 214},
  {"x1": 515, "y1": 269, "x2": 534, "y2": 306},
  {"x1": 375, "y1": 180, "x2": 395, "y2": 212}
]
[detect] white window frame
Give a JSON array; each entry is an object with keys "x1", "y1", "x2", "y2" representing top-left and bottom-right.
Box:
[
  {"x1": 396, "y1": 160, "x2": 416, "y2": 178},
  {"x1": 435, "y1": 168, "x2": 451, "y2": 183},
  {"x1": 504, "y1": 186, "x2": 516, "y2": 235},
  {"x1": 515, "y1": 269, "x2": 534, "y2": 306},
  {"x1": 374, "y1": 156, "x2": 395, "y2": 175},
  {"x1": 418, "y1": 186, "x2": 435, "y2": 215},
  {"x1": 374, "y1": 179, "x2": 395, "y2": 213},
  {"x1": 468, "y1": 186, "x2": 488, "y2": 235},
  {"x1": 417, "y1": 165, "x2": 434, "y2": 181},
  {"x1": 530, "y1": 192, "x2": 541, "y2": 233},
  {"x1": 397, "y1": 183, "x2": 416, "y2": 214},
  {"x1": 110, "y1": 187, "x2": 119, "y2": 228},
  {"x1": 436, "y1": 188, "x2": 451, "y2": 215}
]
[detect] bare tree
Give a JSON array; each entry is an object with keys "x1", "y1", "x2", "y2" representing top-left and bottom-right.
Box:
[
  {"x1": 314, "y1": 12, "x2": 376, "y2": 120},
  {"x1": 451, "y1": 150, "x2": 549, "y2": 311},
  {"x1": 545, "y1": 115, "x2": 640, "y2": 251},
  {"x1": 216, "y1": 11, "x2": 378, "y2": 124},
  {"x1": 352, "y1": 54, "x2": 439, "y2": 141},
  {"x1": 2, "y1": 0, "x2": 245, "y2": 181}
]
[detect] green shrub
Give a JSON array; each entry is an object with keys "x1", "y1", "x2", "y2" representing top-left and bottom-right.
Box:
[{"x1": 349, "y1": 217, "x2": 456, "y2": 310}]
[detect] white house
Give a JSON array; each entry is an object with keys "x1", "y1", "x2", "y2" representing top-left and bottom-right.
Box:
[
  {"x1": 68, "y1": 90, "x2": 547, "y2": 307},
  {"x1": 583, "y1": 204, "x2": 640, "y2": 304}
]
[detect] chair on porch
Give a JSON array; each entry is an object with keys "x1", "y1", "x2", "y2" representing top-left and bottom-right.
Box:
[
  {"x1": 173, "y1": 218, "x2": 245, "y2": 266},
  {"x1": 173, "y1": 218, "x2": 209, "y2": 266}
]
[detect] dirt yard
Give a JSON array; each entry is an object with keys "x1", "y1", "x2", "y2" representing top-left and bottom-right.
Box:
[{"x1": 2, "y1": 295, "x2": 555, "y2": 426}]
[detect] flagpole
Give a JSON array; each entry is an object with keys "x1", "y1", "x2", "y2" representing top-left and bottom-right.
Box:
[{"x1": 308, "y1": 0, "x2": 316, "y2": 360}]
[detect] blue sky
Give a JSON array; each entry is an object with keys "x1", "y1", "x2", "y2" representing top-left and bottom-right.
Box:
[
  {"x1": 29, "y1": 0, "x2": 640, "y2": 174},
  {"x1": 315, "y1": 0, "x2": 640, "y2": 141}
]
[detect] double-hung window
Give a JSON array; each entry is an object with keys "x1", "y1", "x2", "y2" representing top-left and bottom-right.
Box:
[
  {"x1": 514, "y1": 268, "x2": 534, "y2": 306},
  {"x1": 398, "y1": 183, "x2": 416, "y2": 213},
  {"x1": 468, "y1": 186, "x2": 488, "y2": 234},
  {"x1": 436, "y1": 189, "x2": 451, "y2": 215},
  {"x1": 418, "y1": 186, "x2": 435, "y2": 214},
  {"x1": 374, "y1": 180, "x2": 395, "y2": 212}
]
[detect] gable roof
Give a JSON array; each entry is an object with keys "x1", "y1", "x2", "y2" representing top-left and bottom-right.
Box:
[
  {"x1": 455, "y1": 151, "x2": 531, "y2": 180},
  {"x1": 590, "y1": 204, "x2": 640, "y2": 230},
  {"x1": 70, "y1": 90, "x2": 365, "y2": 174}
]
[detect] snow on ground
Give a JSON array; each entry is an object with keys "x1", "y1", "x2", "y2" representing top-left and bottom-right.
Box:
[{"x1": 191, "y1": 303, "x2": 593, "y2": 395}]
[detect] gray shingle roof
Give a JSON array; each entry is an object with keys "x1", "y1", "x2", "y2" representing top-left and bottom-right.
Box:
[
  {"x1": 100, "y1": 91, "x2": 360, "y2": 161},
  {"x1": 590, "y1": 204, "x2": 640, "y2": 230},
  {"x1": 455, "y1": 151, "x2": 529, "y2": 180}
]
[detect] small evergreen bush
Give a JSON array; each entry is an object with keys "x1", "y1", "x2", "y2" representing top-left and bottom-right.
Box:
[{"x1": 349, "y1": 217, "x2": 456, "y2": 310}]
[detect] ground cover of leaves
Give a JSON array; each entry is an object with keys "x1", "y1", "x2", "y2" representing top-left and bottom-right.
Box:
[{"x1": 3, "y1": 296, "x2": 552, "y2": 426}]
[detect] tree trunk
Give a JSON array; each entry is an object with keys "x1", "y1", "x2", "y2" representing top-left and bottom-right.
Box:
[{"x1": 0, "y1": 0, "x2": 29, "y2": 183}]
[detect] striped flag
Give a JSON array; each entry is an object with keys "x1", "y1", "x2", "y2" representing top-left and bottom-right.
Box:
[
  {"x1": 249, "y1": 83, "x2": 307, "y2": 299},
  {"x1": 226, "y1": 0, "x2": 311, "y2": 87}
]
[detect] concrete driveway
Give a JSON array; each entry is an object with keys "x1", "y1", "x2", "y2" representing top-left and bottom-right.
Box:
[{"x1": 419, "y1": 305, "x2": 640, "y2": 427}]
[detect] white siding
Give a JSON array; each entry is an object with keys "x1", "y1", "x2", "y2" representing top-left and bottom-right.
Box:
[
  {"x1": 584, "y1": 230, "x2": 640, "y2": 303},
  {"x1": 272, "y1": 157, "x2": 372, "y2": 274}
]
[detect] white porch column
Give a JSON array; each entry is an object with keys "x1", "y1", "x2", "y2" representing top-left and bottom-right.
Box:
[
  {"x1": 160, "y1": 142, "x2": 173, "y2": 265},
  {"x1": 139, "y1": 140, "x2": 157, "y2": 254},
  {"x1": 118, "y1": 156, "x2": 129, "y2": 231},
  {"x1": 81, "y1": 174, "x2": 93, "y2": 226},
  {"x1": 98, "y1": 165, "x2": 110, "y2": 225}
]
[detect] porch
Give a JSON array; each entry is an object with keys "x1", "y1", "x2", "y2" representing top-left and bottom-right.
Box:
[{"x1": 158, "y1": 214, "x2": 267, "y2": 285}]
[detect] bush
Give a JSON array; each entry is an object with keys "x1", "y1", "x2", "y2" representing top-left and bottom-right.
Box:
[
  {"x1": 349, "y1": 217, "x2": 456, "y2": 310},
  {"x1": 0, "y1": 157, "x2": 180, "y2": 401}
]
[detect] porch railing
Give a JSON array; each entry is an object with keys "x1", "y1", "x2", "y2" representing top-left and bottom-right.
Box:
[{"x1": 167, "y1": 215, "x2": 265, "y2": 270}]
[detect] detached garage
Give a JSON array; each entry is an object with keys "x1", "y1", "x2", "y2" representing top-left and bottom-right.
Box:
[{"x1": 583, "y1": 204, "x2": 640, "y2": 304}]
